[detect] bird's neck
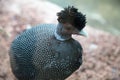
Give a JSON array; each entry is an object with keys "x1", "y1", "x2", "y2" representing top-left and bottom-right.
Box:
[{"x1": 54, "y1": 23, "x2": 72, "y2": 41}]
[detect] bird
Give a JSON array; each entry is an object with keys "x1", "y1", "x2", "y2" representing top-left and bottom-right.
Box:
[{"x1": 9, "y1": 6, "x2": 87, "y2": 80}]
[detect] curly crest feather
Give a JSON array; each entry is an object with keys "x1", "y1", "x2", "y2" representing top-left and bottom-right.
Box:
[{"x1": 57, "y1": 6, "x2": 86, "y2": 30}]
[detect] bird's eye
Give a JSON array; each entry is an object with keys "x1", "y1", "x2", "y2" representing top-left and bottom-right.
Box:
[
  {"x1": 66, "y1": 27, "x2": 71, "y2": 30},
  {"x1": 65, "y1": 26, "x2": 75, "y2": 31}
]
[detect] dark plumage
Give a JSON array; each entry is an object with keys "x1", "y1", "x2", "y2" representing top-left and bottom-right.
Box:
[
  {"x1": 9, "y1": 6, "x2": 86, "y2": 80},
  {"x1": 57, "y1": 6, "x2": 86, "y2": 31}
]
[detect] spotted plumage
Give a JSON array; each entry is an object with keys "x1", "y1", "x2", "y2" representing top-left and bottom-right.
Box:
[{"x1": 9, "y1": 6, "x2": 86, "y2": 80}]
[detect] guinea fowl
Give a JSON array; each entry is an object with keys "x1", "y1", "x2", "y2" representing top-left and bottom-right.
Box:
[{"x1": 9, "y1": 6, "x2": 87, "y2": 80}]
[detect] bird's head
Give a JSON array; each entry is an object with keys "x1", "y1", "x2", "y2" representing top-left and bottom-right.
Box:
[{"x1": 57, "y1": 6, "x2": 87, "y2": 37}]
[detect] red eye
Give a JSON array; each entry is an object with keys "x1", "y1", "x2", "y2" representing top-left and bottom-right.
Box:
[{"x1": 66, "y1": 27, "x2": 71, "y2": 30}]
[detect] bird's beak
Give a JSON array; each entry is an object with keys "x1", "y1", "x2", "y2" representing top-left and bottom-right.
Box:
[{"x1": 78, "y1": 29, "x2": 88, "y2": 37}]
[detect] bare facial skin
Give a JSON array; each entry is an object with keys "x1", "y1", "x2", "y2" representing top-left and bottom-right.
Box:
[{"x1": 61, "y1": 23, "x2": 79, "y2": 35}]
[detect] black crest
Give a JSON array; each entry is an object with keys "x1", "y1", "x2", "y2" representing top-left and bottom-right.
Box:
[{"x1": 57, "y1": 6, "x2": 86, "y2": 30}]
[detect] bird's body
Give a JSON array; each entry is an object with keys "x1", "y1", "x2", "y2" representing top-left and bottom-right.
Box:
[
  {"x1": 9, "y1": 24, "x2": 82, "y2": 80},
  {"x1": 9, "y1": 6, "x2": 87, "y2": 80}
]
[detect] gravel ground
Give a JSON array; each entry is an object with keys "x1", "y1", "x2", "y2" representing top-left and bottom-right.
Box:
[{"x1": 0, "y1": 0, "x2": 120, "y2": 80}]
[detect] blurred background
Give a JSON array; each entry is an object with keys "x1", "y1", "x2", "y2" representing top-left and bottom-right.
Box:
[
  {"x1": 0, "y1": 0, "x2": 120, "y2": 80},
  {"x1": 49, "y1": 0, "x2": 120, "y2": 35}
]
